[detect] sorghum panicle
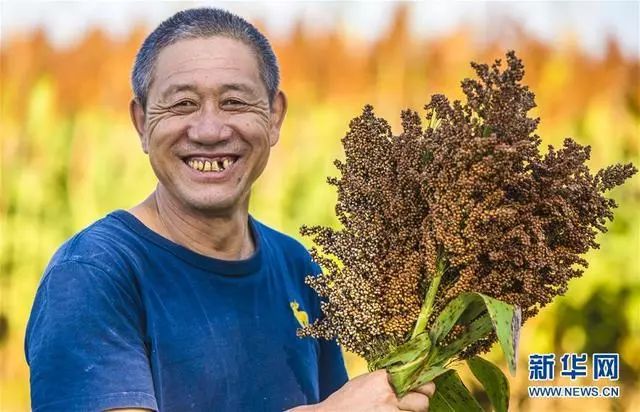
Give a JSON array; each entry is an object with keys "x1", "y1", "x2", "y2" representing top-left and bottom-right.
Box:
[{"x1": 298, "y1": 51, "x2": 637, "y2": 362}]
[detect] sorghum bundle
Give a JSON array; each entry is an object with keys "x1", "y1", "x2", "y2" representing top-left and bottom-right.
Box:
[{"x1": 299, "y1": 51, "x2": 636, "y2": 380}]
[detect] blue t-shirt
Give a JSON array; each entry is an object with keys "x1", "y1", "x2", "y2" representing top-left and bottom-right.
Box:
[{"x1": 25, "y1": 210, "x2": 347, "y2": 412}]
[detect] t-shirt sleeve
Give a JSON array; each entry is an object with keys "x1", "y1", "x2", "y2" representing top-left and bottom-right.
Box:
[{"x1": 25, "y1": 260, "x2": 158, "y2": 412}]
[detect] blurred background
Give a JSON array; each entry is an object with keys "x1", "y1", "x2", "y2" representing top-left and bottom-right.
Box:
[{"x1": 1, "y1": 1, "x2": 638, "y2": 411}]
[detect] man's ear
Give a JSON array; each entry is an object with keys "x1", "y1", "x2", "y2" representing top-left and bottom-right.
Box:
[
  {"x1": 268, "y1": 90, "x2": 287, "y2": 147},
  {"x1": 129, "y1": 98, "x2": 149, "y2": 153}
]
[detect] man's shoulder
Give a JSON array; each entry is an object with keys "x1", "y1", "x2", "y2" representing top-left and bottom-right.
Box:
[{"x1": 46, "y1": 210, "x2": 139, "y2": 276}]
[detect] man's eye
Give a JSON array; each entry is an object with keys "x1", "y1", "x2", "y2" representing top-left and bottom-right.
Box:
[
  {"x1": 223, "y1": 99, "x2": 246, "y2": 108},
  {"x1": 171, "y1": 100, "x2": 198, "y2": 112}
]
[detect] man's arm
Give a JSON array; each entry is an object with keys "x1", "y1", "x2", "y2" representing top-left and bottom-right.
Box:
[{"x1": 25, "y1": 261, "x2": 158, "y2": 411}]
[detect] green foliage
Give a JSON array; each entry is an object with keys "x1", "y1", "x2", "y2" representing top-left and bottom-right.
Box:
[
  {"x1": 428, "y1": 293, "x2": 520, "y2": 375},
  {"x1": 372, "y1": 332, "x2": 432, "y2": 370},
  {"x1": 467, "y1": 356, "x2": 510, "y2": 412},
  {"x1": 380, "y1": 291, "x2": 519, "y2": 405},
  {"x1": 430, "y1": 370, "x2": 484, "y2": 412}
]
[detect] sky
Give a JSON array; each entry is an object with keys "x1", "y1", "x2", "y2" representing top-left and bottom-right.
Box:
[{"x1": 1, "y1": 1, "x2": 639, "y2": 58}]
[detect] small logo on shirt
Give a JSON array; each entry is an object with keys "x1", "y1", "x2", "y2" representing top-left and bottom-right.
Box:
[{"x1": 290, "y1": 300, "x2": 309, "y2": 327}]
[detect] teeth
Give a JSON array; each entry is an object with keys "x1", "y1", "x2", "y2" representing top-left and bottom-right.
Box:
[{"x1": 187, "y1": 157, "x2": 234, "y2": 172}]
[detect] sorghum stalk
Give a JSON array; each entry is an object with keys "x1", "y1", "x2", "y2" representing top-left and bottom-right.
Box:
[{"x1": 411, "y1": 256, "x2": 446, "y2": 339}]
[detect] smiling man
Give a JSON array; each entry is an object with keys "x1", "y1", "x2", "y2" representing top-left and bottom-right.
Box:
[{"x1": 25, "y1": 8, "x2": 434, "y2": 412}]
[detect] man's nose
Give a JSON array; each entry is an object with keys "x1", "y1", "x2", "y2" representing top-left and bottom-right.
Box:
[{"x1": 187, "y1": 105, "x2": 233, "y2": 143}]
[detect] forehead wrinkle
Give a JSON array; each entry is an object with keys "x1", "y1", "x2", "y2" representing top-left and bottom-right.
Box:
[
  {"x1": 158, "y1": 64, "x2": 240, "y2": 88},
  {"x1": 158, "y1": 54, "x2": 247, "y2": 81},
  {"x1": 220, "y1": 82, "x2": 259, "y2": 95},
  {"x1": 159, "y1": 83, "x2": 198, "y2": 99}
]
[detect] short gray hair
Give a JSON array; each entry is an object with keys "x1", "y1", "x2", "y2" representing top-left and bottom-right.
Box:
[{"x1": 132, "y1": 7, "x2": 280, "y2": 109}]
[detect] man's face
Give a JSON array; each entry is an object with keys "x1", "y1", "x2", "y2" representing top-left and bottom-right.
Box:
[{"x1": 132, "y1": 36, "x2": 286, "y2": 214}]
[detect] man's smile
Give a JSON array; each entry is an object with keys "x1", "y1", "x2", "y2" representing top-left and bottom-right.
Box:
[
  {"x1": 184, "y1": 155, "x2": 238, "y2": 173},
  {"x1": 178, "y1": 152, "x2": 243, "y2": 184}
]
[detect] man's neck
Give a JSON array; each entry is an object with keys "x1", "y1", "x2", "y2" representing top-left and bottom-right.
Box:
[{"x1": 129, "y1": 190, "x2": 255, "y2": 261}]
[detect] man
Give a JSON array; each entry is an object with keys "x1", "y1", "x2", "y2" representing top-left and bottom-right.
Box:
[{"x1": 25, "y1": 8, "x2": 435, "y2": 412}]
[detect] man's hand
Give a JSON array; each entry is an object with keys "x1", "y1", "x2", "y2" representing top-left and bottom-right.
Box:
[{"x1": 289, "y1": 370, "x2": 435, "y2": 412}]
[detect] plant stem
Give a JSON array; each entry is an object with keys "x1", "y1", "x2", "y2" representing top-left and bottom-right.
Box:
[{"x1": 411, "y1": 258, "x2": 445, "y2": 339}]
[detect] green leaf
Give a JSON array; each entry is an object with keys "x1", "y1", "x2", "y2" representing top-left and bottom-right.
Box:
[
  {"x1": 373, "y1": 332, "x2": 431, "y2": 369},
  {"x1": 388, "y1": 356, "x2": 428, "y2": 395},
  {"x1": 467, "y1": 356, "x2": 510, "y2": 412},
  {"x1": 430, "y1": 370, "x2": 483, "y2": 412},
  {"x1": 430, "y1": 293, "x2": 481, "y2": 344},
  {"x1": 384, "y1": 333, "x2": 432, "y2": 395},
  {"x1": 429, "y1": 313, "x2": 493, "y2": 366},
  {"x1": 390, "y1": 363, "x2": 449, "y2": 398},
  {"x1": 480, "y1": 294, "x2": 521, "y2": 376},
  {"x1": 457, "y1": 301, "x2": 488, "y2": 325},
  {"x1": 411, "y1": 365, "x2": 450, "y2": 390},
  {"x1": 428, "y1": 292, "x2": 521, "y2": 375}
]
